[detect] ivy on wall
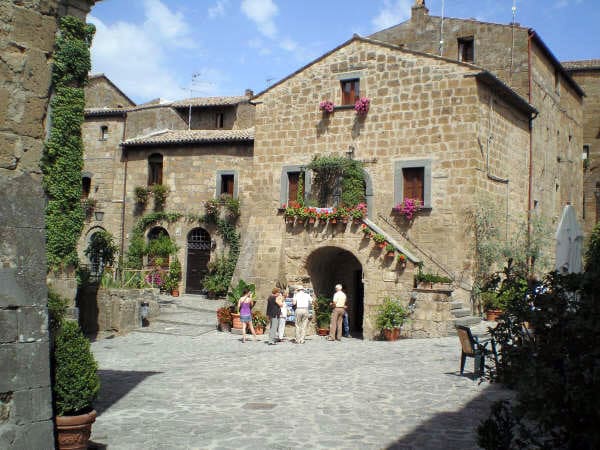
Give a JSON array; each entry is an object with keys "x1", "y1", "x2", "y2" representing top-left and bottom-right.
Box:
[
  {"x1": 307, "y1": 155, "x2": 366, "y2": 207},
  {"x1": 42, "y1": 16, "x2": 95, "y2": 269}
]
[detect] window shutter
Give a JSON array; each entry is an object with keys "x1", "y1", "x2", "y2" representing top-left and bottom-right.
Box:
[{"x1": 403, "y1": 167, "x2": 424, "y2": 202}]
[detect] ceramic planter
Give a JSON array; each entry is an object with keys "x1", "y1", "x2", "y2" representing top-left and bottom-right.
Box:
[{"x1": 56, "y1": 409, "x2": 97, "y2": 450}]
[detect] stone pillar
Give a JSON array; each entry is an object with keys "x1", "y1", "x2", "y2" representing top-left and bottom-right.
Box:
[{"x1": 0, "y1": 1, "x2": 95, "y2": 448}]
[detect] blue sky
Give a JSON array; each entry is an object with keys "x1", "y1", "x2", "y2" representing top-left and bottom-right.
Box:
[{"x1": 89, "y1": 0, "x2": 600, "y2": 104}]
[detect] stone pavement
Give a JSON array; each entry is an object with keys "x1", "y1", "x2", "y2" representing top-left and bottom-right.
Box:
[{"x1": 89, "y1": 294, "x2": 508, "y2": 450}]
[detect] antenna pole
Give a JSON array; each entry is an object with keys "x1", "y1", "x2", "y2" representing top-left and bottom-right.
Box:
[{"x1": 439, "y1": 0, "x2": 445, "y2": 56}]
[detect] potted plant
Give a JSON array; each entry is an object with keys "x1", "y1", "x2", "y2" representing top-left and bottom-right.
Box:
[
  {"x1": 313, "y1": 296, "x2": 332, "y2": 336},
  {"x1": 204, "y1": 198, "x2": 220, "y2": 222},
  {"x1": 167, "y1": 257, "x2": 182, "y2": 296},
  {"x1": 151, "y1": 184, "x2": 169, "y2": 211},
  {"x1": 397, "y1": 253, "x2": 407, "y2": 269},
  {"x1": 134, "y1": 186, "x2": 149, "y2": 207},
  {"x1": 216, "y1": 306, "x2": 232, "y2": 332},
  {"x1": 336, "y1": 206, "x2": 350, "y2": 223},
  {"x1": 351, "y1": 203, "x2": 367, "y2": 222},
  {"x1": 373, "y1": 233, "x2": 387, "y2": 248},
  {"x1": 385, "y1": 243, "x2": 395, "y2": 257},
  {"x1": 375, "y1": 298, "x2": 408, "y2": 341},
  {"x1": 361, "y1": 223, "x2": 372, "y2": 237},
  {"x1": 319, "y1": 100, "x2": 335, "y2": 113},
  {"x1": 81, "y1": 198, "x2": 97, "y2": 220},
  {"x1": 307, "y1": 207, "x2": 317, "y2": 223},
  {"x1": 53, "y1": 320, "x2": 100, "y2": 450},
  {"x1": 354, "y1": 97, "x2": 370, "y2": 115},
  {"x1": 481, "y1": 291, "x2": 504, "y2": 321},
  {"x1": 394, "y1": 198, "x2": 422, "y2": 221},
  {"x1": 223, "y1": 195, "x2": 240, "y2": 220},
  {"x1": 414, "y1": 271, "x2": 454, "y2": 290},
  {"x1": 252, "y1": 310, "x2": 268, "y2": 334}
]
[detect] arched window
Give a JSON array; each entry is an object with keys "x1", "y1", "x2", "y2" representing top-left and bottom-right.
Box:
[
  {"x1": 147, "y1": 227, "x2": 170, "y2": 268},
  {"x1": 148, "y1": 153, "x2": 163, "y2": 186}
]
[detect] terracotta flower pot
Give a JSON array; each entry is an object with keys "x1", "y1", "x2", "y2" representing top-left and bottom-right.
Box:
[
  {"x1": 386, "y1": 251, "x2": 395, "y2": 258},
  {"x1": 382, "y1": 328, "x2": 401, "y2": 341},
  {"x1": 330, "y1": 218, "x2": 337, "y2": 224},
  {"x1": 171, "y1": 289, "x2": 179, "y2": 297},
  {"x1": 378, "y1": 243, "x2": 386, "y2": 249},
  {"x1": 317, "y1": 327, "x2": 329, "y2": 336},
  {"x1": 232, "y1": 313, "x2": 242, "y2": 329},
  {"x1": 56, "y1": 409, "x2": 97, "y2": 450},
  {"x1": 485, "y1": 309, "x2": 503, "y2": 322},
  {"x1": 218, "y1": 321, "x2": 232, "y2": 332},
  {"x1": 309, "y1": 218, "x2": 315, "y2": 223},
  {"x1": 254, "y1": 326, "x2": 264, "y2": 335},
  {"x1": 285, "y1": 216, "x2": 294, "y2": 223}
]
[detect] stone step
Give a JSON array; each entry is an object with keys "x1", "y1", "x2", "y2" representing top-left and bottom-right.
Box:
[
  {"x1": 449, "y1": 301, "x2": 464, "y2": 310},
  {"x1": 451, "y1": 308, "x2": 472, "y2": 318},
  {"x1": 452, "y1": 316, "x2": 482, "y2": 328}
]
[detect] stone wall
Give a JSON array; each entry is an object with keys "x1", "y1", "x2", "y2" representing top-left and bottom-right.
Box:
[
  {"x1": 85, "y1": 75, "x2": 135, "y2": 109},
  {"x1": 78, "y1": 287, "x2": 159, "y2": 336},
  {"x1": 567, "y1": 66, "x2": 600, "y2": 235},
  {"x1": 0, "y1": 1, "x2": 95, "y2": 448}
]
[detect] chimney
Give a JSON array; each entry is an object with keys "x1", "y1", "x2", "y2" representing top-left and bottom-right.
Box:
[
  {"x1": 411, "y1": 0, "x2": 429, "y2": 21},
  {"x1": 245, "y1": 89, "x2": 254, "y2": 98}
]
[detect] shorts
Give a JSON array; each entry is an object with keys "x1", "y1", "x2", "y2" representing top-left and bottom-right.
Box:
[{"x1": 240, "y1": 314, "x2": 252, "y2": 323}]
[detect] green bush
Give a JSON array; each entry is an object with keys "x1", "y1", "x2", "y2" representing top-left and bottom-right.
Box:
[
  {"x1": 53, "y1": 320, "x2": 100, "y2": 416},
  {"x1": 146, "y1": 234, "x2": 178, "y2": 258},
  {"x1": 227, "y1": 279, "x2": 255, "y2": 307},
  {"x1": 375, "y1": 298, "x2": 408, "y2": 330},
  {"x1": 314, "y1": 296, "x2": 332, "y2": 328},
  {"x1": 47, "y1": 289, "x2": 68, "y2": 337}
]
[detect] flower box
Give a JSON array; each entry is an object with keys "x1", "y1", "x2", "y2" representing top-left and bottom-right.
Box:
[
  {"x1": 354, "y1": 97, "x2": 370, "y2": 115},
  {"x1": 319, "y1": 100, "x2": 335, "y2": 113}
]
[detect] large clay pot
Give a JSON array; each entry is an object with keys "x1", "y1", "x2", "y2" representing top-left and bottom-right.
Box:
[
  {"x1": 218, "y1": 321, "x2": 232, "y2": 332},
  {"x1": 232, "y1": 313, "x2": 242, "y2": 329},
  {"x1": 56, "y1": 409, "x2": 97, "y2": 450},
  {"x1": 486, "y1": 309, "x2": 503, "y2": 322},
  {"x1": 171, "y1": 289, "x2": 179, "y2": 297},
  {"x1": 382, "y1": 328, "x2": 401, "y2": 341},
  {"x1": 317, "y1": 328, "x2": 329, "y2": 336},
  {"x1": 254, "y1": 326, "x2": 264, "y2": 335}
]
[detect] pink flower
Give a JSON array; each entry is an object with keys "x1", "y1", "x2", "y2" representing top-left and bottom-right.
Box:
[
  {"x1": 354, "y1": 97, "x2": 370, "y2": 115},
  {"x1": 394, "y1": 198, "x2": 421, "y2": 220},
  {"x1": 319, "y1": 100, "x2": 335, "y2": 113}
]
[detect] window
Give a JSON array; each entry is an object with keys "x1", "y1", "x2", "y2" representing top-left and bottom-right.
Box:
[
  {"x1": 99, "y1": 125, "x2": 108, "y2": 140},
  {"x1": 341, "y1": 79, "x2": 360, "y2": 105},
  {"x1": 280, "y1": 165, "x2": 311, "y2": 206},
  {"x1": 457, "y1": 37, "x2": 474, "y2": 63},
  {"x1": 148, "y1": 153, "x2": 163, "y2": 186},
  {"x1": 81, "y1": 176, "x2": 91, "y2": 199},
  {"x1": 286, "y1": 172, "x2": 305, "y2": 204},
  {"x1": 216, "y1": 113, "x2": 224, "y2": 129},
  {"x1": 216, "y1": 170, "x2": 238, "y2": 198},
  {"x1": 394, "y1": 160, "x2": 432, "y2": 208}
]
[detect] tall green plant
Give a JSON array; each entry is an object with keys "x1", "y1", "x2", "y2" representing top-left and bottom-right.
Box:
[
  {"x1": 84, "y1": 230, "x2": 118, "y2": 269},
  {"x1": 43, "y1": 16, "x2": 95, "y2": 269},
  {"x1": 307, "y1": 155, "x2": 365, "y2": 207}
]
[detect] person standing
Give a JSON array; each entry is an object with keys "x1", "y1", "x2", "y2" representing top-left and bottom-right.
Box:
[
  {"x1": 328, "y1": 284, "x2": 347, "y2": 341},
  {"x1": 266, "y1": 288, "x2": 283, "y2": 345},
  {"x1": 292, "y1": 286, "x2": 311, "y2": 344},
  {"x1": 237, "y1": 289, "x2": 257, "y2": 343},
  {"x1": 277, "y1": 289, "x2": 289, "y2": 341}
]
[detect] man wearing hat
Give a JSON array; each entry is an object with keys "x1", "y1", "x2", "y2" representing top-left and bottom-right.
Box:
[
  {"x1": 328, "y1": 284, "x2": 347, "y2": 341},
  {"x1": 292, "y1": 285, "x2": 312, "y2": 344}
]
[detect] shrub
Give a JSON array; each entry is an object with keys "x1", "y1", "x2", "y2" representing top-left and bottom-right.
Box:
[
  {"x1": 216, "y1": 306, "x2": 232, "y2": 324},
  {"x1": 252, "y1": 311, "x2": 268, "y2": 328},
  {"x1": 48, "y1": 289, "x2": 68, "y2": 337},
  {"x1": 375, "y1": 298, "x2": 408, "y2": 330},
  {"x1": 151, "y1": 184, "x2": 169, "y2": 211},
  {"x1": 227, "y1": 279, "x2": 256, "y2": 307},
  {"x1": 313, "y1": 296, "x2": 332, "y2": 329},
  {"x1": 53, "y1": 321, "x2": 100, "y2": 416}
]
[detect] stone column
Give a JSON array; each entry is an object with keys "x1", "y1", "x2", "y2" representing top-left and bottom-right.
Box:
[{"x1": 0, "y1": 1, "x2": 95, "y2": 448}]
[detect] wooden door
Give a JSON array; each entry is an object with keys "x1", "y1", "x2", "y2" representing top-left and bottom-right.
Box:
[{"x1": 185, "y1": 228, "x2": 211, "y2": 294}]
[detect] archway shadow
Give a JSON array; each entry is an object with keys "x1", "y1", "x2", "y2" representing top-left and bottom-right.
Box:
[
  {"x1": 384, "y1": 383, "x2": 507, "y2": 449},
  {"x1": 95, "y1": 369, "x2": 162, "y2": 416}
]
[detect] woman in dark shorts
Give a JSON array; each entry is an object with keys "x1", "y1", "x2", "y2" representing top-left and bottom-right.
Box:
[{"x1": 237, "y1": 288, "x2": 257, "y2": 342}]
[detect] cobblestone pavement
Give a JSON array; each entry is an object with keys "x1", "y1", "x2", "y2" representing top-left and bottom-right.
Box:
[{"x1": 89, "y1": 295, "x2": 508, "y2": 450}]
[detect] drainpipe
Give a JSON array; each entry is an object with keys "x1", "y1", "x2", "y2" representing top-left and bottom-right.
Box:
[
  {"x1": 527, "y1": 31, "x2": 534, "y2": 271},
  {"x1": 119, "y1": 115, "x2": 128, "y2": 274}
]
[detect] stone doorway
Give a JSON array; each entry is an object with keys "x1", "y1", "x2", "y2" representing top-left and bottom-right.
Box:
[
  {"x1": 306, "y1": 246, "x2": 364, "y2": 336},
  {"x1": 185, "y1": 227, "x2": 211, "y2": 294}
]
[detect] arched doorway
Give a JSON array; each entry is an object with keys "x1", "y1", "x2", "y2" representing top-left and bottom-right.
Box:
[
  {"x1": 86, "y1": 227, "x2": 107, "y2": 277},
  {"x1": 186, "y1": 227, "x2": 211, "y2": 294},
  {"x1": 306, "y1": 246, "x2": 364, "y2": 336},
  {"x1": 147, "y1": 226, "x2": 170, "y2": 268}
]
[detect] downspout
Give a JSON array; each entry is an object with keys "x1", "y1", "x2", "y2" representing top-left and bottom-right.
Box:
[
  {"x1": 527, "y1": 31, "x2": 534, "y2": 271},
  {"x1": 119, "y1": 115, "x2": 128, "y2": 272}
]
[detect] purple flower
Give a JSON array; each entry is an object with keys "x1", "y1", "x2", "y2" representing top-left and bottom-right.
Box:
[
  {"x1": 354, "y1": 97, "x2": 370, "y2": 115},
  {"x1": 319, "y1": 100, "x2": 335, "y2": 113},
  {"x1": 394, "y1": 198, "x2": 421, "y2": 220}
]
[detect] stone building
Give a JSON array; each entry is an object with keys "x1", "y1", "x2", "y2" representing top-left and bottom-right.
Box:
[
  {"x1": 81, "y1": 75, "x2": 254, "y2": 294},
  {"x1": 1, "y1": 1, "x2": 97, "y2": 448},
  {"x1": 370, "y1": 0, "x2": 584, "y2": 227},
  {"x1": 563, "y1": 60, "x2": 600, "y2": 235}
]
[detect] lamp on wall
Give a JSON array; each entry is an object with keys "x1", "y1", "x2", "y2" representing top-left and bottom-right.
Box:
[
  {"x1": 94, "y1": 211, "x2": 105, "y2": 221},
  {"x1": 211, "y1": 240, "x2": 217, "y2": 251}
]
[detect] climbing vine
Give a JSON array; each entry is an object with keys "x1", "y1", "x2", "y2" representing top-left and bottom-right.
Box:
[
  {"x1": 42, "y1": 16, "x2": 95, "y2": 270},
  {"x1": 126, "y1": 212, "x2": 182, "y2": 269},
  {"x1": 307, "y1": 155, "x2": 365, "y2": 207}
]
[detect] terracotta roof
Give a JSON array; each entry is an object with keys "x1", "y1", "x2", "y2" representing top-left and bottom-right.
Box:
[
  {"x1": 84, "y1": 107, "x2": 128, "y2": 117},
  {"x1": 562, "y1": 60, "x2": 600, "y2": 71},
  {"x1": 170, "y1": 96, "x2": 249, "y2": 108},
  {"x1": 122, "y1": 128, "x2": 254, "y2": 147}
]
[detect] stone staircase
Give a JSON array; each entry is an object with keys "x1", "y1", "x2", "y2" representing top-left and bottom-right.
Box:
[{"x1": 448, "y1": 299, "x2": 481, "y2": 333}]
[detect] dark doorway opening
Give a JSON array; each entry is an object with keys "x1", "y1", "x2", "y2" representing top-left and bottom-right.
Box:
[
  {"x1": 186, "y1": 228, "x2": 211, "y2": 294},
  {"x1": 306, "y1": 246, "x2": 364, "y2": 337}
]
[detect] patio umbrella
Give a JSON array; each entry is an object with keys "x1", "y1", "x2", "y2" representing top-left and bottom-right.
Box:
[{"x1": 555, "y1": 204, "x2": 584, "y2": 274}]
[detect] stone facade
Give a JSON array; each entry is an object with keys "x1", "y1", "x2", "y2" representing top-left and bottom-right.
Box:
[
  {"x1": 243, "y1": 36, "x2": 533, "y2": 338},
  {"x1": 0, "y1": 1, "x2": 95, "y2": 448},
  {"x1": 371, "y1": 2, "x2": 584, "y2": 228},
  {"x1": 564, "y1": 61, "x2": 600, "y2": 235}
]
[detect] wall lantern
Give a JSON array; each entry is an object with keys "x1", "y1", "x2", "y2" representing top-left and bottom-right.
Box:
[{"x1": 94, "y1": 211, "x2": 105, "y2": 221}]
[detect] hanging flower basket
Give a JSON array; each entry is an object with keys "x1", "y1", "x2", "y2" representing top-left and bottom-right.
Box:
[
  {"x1": 354, "y1": 97, "x2": 370, "y2": 115},
  {"x1": 394, "y1": 198, "x2": 422, "y2": 221},
  {"x1": 319, "y1": 100, "x2": 335, "y2": 113}
]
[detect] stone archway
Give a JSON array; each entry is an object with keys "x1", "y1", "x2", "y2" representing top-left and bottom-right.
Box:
[{"x1": 306, "y1": 246, "x2": 364, "y2": 336}]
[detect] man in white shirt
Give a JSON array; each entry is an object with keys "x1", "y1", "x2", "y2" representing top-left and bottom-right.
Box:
[
  {"x1": 292, "y1": 285, "x2": 312, "y2": 344},
  {"x1": 328, "y1": 284, "x2": 347, "y2": 341}
]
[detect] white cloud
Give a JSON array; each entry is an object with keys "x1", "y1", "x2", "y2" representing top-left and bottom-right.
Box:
[
  {"x1": 89, "y1": 1, "x2": 218, "y2": 103},
  {"x1": 279, "y1": 38, "x2": 297, "y2": 52},
  {"x1": 241, "y1": 0, "x2": 278, "y2": 38},
  {"x1": 371, "y1": 0, "x2": 412, "y2": 31},
  {"x1": 208, "y1": 0, "x2": 229, "y2": 19},
  {"x1": 553, "y1": 0, "x2": 583, "y2": 8}
]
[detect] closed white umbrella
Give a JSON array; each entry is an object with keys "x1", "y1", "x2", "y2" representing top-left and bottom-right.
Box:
[{"x1": 555, "y1": 205, "x2": 584, "y2": 274}]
